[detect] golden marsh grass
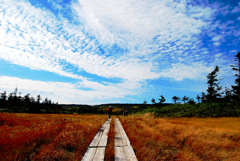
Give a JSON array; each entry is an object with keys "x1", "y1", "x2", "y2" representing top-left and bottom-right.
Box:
[{"x1": 120, "y1": 114, "x2": 240, "y2": 161}]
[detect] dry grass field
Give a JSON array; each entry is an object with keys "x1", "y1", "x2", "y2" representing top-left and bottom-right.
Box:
[
  {"x1": 0, "y1": 113, "x2": 107, "y2": 161},
  {"x1": 120, "y1": 114, "x2": 240, "y2": 161},
  {"x1": 1, "y1": 112, "x2": 240, "y2": 161}
]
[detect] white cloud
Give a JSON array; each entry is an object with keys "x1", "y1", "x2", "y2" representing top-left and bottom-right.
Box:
[
  {"x1": 212, "y1": 35, "x2": 222, "y2": 46},
  {"x1": 1, "y1": 0, "x2": 238, "y2": 104},
  {"x1": 0, "y1": 0, "x2": 234, "y2": 89},
  {"x1": 72, "y1": 0, "x2": 213, "y2": 58},
  {"x1": 213, "y1": 41, "x2": 221, "y2": 46},
  {"x1": 158, "y1": 62, "x2": 213, "y2": 81},
  {"x1": 212, "y1": 35, "x2": 222, "y2": 41},
  {"x1": 0, "y1": 1, "x2": 85, "y2": 79},
  {"x1": 231, "y1": 6, "x2": 240, "y2": 13},
  {"x1": 0, "y1": 76, "x2": 138, "y2": 104},
  {"x1": 0, "y1": 0, "x2": 161, "y2": 82},
  {"x1": 157, "y1": 52, "x2": 233, "y2": 81}
]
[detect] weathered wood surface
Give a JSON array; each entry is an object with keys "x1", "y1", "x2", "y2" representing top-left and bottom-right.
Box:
[
  {"x1": 92, "y1": 147, "x2": 105, "y2": 161},
  {"x1": 82, "y1": 118, "x2": 137, "y2": 161},
  {"x1": 115, "y1": 147, "x2": 127, "y2": 161},
  {"x1": 82, "y1": 118, "x2": 111, "y2": 161},
  {"x1": 81, "y1": 148, "x2": 96, "y2": 161},
  {"x1": 115, "y1": 118, "x2": 138, "y2": 161}
]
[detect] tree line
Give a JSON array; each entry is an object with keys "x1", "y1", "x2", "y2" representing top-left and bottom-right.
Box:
[
  {"x1": 0, "y1": 89, "x2": 131, "y2": 114},
  {"x1": 1, "y1": 52, "x2": 240, "y2": 117},
  {"x1": 0, "y1": 88, "x2": 60, "y2": 113},
  {"x1": 141, "y1": 52, "x2": 240, "y2": 117},
  {"x1": 149, "y1": 52, "x2": 240, "y2": 105}
]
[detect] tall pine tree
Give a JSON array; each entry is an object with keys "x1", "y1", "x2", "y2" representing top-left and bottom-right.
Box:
[
  {"x1": 206, "y1": 66, "x2": 222, "y2": 102},
  {"x1": 231, "y1": 52, "x2": 240, "y2": 102}
]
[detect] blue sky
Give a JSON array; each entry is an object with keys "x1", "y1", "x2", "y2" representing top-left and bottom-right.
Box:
[{"x1": 0, "y1": 0, "x2": 240, "y2": 104}]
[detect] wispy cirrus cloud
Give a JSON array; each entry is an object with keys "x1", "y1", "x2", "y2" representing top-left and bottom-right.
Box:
[
  {"x1": 0, "y1": 76, "x2": 139, "y2": 104},
  {"x1": 72, "y1": 0, "x2": 214, "y2": 59},
  {"x1": 0, "y1": 0, "x2": 160, "y2": 82},
  {"x1": 231, "y1": 2, "x2": 240, "y2": 13},
  {"x1": 202, "y1": 1, "x2": 240, "y2": 50},
  {"x1": 0, "y1": 0, "x2": 239, "y2": 103},
  {"x1": 71, "y1": 0, "x2": 230, "y2": 82}
]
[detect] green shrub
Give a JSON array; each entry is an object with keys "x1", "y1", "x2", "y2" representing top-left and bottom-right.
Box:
[{"x1": 153, "y1": 103, "x2": 240, "y2": 118}]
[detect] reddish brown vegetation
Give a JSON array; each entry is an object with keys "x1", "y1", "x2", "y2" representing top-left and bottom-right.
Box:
[
  {"x1": 2, "y1": 113, "x2": 239, "y2": 161},
  {"x1": 120, "y1": 114, "x2": 240, "y2": 161},
  {"x1": 0, "y1": 113, "x2": 107, "y2": 161}
]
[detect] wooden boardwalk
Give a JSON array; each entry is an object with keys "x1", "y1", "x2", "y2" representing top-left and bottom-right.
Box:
[
  {"x1": 115, "y1": 118, "x2": 138, "y2": 161},
  {"x1": 81, "y1": 118, "x2": 138, "y2": 161},
  {"x1": 82, "y1": 118, "x2": 111, "y2": 161}
]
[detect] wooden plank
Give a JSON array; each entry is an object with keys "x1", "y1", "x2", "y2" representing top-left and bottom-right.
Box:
[
  {"x1": 98, "y1": 123, "x2": 111, "y2": 146},
  {"x1": 117, "y1": 119, "x2": 130, "y2": 146},
  {"x1": 89, "y1": 131, "x2": 103, "y2": 147},
  {"x1": 115, "y1": 147, "x2": 127, "y2": 161},
  {"x1": 115, "y1": 129, "x2": 123, "y2": 147},
  {"x1": 81, "y1": 148, "x2": 96, "y2": 161},
  {"x1": 115, "y1": 138, "x2": 123, "y2": 147},
  {"x1": 121, "y1": 129, "x2": 131, "y2": 146},
  {"x1": 115, "y1": 121, "x2": 124, "y2": 147},
  {"x1": 99, "y1": 118, "x2": 111, "y2": 132},
  {"x1": 89, "y1": 118, "x2": 111, "y2": 147},
  {"x1": 115, "y1": 118, "x2": 138, "y2": 161},
  {"x1": 92, "y1": 147, "x2": 105, "y2": 161},
  {"x1": 123, "y1": 146, "x2": 138, "y2": 161},
  {"x1": 115, "y1": 127, "x2": 121, "y2": 138},
  {"x1": 82, "y1": 119, "x2": 111, "y2": 161}
]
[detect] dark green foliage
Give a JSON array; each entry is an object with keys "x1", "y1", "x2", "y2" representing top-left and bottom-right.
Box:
[
  {"x1": 187, "y1": 98, "x2": 195, "y2": 105},
  {"x1": 0, "y1": 91, "x2": 7, "y2": 101},
  {"x1": 206, "y1": 66, "x2": 222, "y2": 102},
  {"x1": 151, "y1": 98, "x2": 156, "y2": 104},
  {"x1": 223, "y1": 87, "x2": 233, "y2": 102},
  {"x1": 231, "y1": 52, "x2": 240, "y2": 102},
  {"x1": 143, "y1": 99, "x2": 147, "y2": 104},
  {"x1": 153, "y1": 103, "x2": 240, "y2": 118},
  {"x1": 196, "y1": 94, "x2": 201, "y2": 103},
  {"x1": 182, "y1": 96, "x2": 189, "y2": 104},
  {"x1": 201, "y1": 92, "x2": 206, "y2": 103},
  {"x1": 172, "y1": 96, "x2": 180, "y2": 104},
  {"x1": 158, "y1": 95, "x2": 166, "y2": 104},
  {"x1": 1, "y1": 88, "x2": 150, "y2": 115},
  {"x1": 151, "y1": 54, "x2": 240, "y2": 118},
  {"x1": 232, "y1": 77, "x2": 240, "y2": 102},
  {"x1": 0, "y1": 88, "x2": 60, "y2": 113}
]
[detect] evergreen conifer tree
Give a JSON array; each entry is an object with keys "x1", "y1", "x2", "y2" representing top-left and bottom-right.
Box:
[
  {"x1": 196, "y1": 94, "x2": 201, "y2": 103},
  {"x1": 182, "y1": 96, "x2": 189, "y2": 104},
  {"x1": 158, "y1": 95, "x2": 166, "y2": 104},
  {"x1": 172, "y1": 96, "x2": 180, "y2": 104},
  {"x1": 231, "y1": 52, "x2": 240, "y2": 102},
  {"x1": 206, "y1": 66, "x2": 222, "y2": 102},
  {"x1": 151, "y1": 98, "x2": 156, "y2": 104}
]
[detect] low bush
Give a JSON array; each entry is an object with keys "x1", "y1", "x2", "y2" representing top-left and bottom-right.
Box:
[{"x1": 153, "y1": 103, "x2": 240, "y2": 118}]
